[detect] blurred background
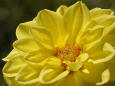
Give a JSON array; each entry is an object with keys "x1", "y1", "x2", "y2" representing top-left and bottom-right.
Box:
[{"x1": 0, "y1": 0, "x2": 115, "y2": 86}]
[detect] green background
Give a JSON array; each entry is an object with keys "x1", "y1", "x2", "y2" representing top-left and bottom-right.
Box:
[{"x1": 0, "y1": 0, "x2": 115, "y2": 86}]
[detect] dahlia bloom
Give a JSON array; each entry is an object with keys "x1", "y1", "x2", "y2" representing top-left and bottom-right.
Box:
[{"x1": 3, "y1": 1, "x2": 115, "y2": 86}]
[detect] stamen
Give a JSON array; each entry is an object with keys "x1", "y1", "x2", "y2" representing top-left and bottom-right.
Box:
[{"x1": 54, "y1": 46, "x2": 81, "y2": 62}]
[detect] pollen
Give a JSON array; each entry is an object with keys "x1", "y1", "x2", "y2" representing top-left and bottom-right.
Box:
[{"x1": 54, "y1": 46, "x2": 81, "y2": 62}]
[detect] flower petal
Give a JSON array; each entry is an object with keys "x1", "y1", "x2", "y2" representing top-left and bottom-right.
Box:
[
  {"x1": 15, "y1": 58, "x2": 62, "y2": 85},
  {"x1": 46, "y1": 56, "x2": 62, "y2": 68},
  {"x1": 35, "y1": 9, "x2": 67, "y2": 47},
  {"x1": 38, "y1": 57, "x2": 69, "y2": 84},
  {"x1": 90, "y1": 8, "x2": 114, "y2": 19},
  {"x1": 64, "y1": 61, "x2": 82, "y2": 71},
  {"x1": 17, "y1": 20, "x2": 55, "y2": 50},
  {"x1": 90, "y1": 43, "x2": 115, "y2": 64},
  {"x1": 106, "y1": 57, "x2": 115, "y2": 81},
  {"x1": 39, "y1": 67, "x2": 69, "y2": 84},
  {"x1": 24, "y1": 50, "x2": 53, "y2": 63},
  {"x1": 56, "y1": 5, "x2": 67, "y2": 15},
  {"x1": 76, "y1": 53, "x2": 89, "y2": 62},
  {"x1": 16, "y1": 21, "x2": 35, "y2": 39},
  {"x1": 8, "y1": 77, "x2": 38, "y2": 86},
  {"x1": 15, "y1": 65, "x2": 39, "y2": 84},
  {"x1": 3, "y1": 56, "x2": 26, "y2": 77},
  {"x1": 13, "y1": 38, "x2": 39, "y2": 53},
  {"x1": 103, "y1": 35, "x2": 115, "y2": 47},
  {"x1": 53, "y1": 72, "x2": 91, "y2": 86},
  {"x1": 84, "y1": 22, "x2": 115, "y2": 51},
  {"x1": 64, "y1": 1, "x2": 90, "y2": 44},
  {"x1": 79, "y1": 25, "x2": 104, "y2": 48},
  {"x1": 9, "y1": 78, "x2": 23, "y2": 86},
  {"x1": 2, "y1": 49, "x2": 24, "y2": 61},
  {"x1": 30, "y1": 25, "x2": 55, "y2": 50},
  {"x1": 24, "y1": 50, "x2": 54, "y2": 69},
  {"x1": 95, "y1": 15, "x2": 115, "y2": 27},
  {"x1": 96, "y1": 69, "x2": 110, "y2": 85},
  {"x1": 73, "y1": 72, "x2": 92, "y2": 86},
  {"x1": 103, "y1": 23, "x2": 115, "y2": 47},
  {"x1": 64, "y1": 53, "x2": 88, "y2": 71},
  {"x1": 80, "y1": 62, "x2": 106, "y2": 84}
]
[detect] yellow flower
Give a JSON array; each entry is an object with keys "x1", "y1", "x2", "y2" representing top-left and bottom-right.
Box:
[{"x1": 2, "y1": 1, "x2": 115, "y2": 86}]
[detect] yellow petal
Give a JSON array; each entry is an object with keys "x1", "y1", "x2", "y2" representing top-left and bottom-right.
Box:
[
  {"x1": 103, "y1": 22, "x2": 115, "y2": 47},
  {"x1": 79, "y1": 25, "x2": 104, "y2": 47},
  {"x1": 16, "y1": 20, "x2": 54, "y2": 50},
  {"x1": 73, "y1": 72, "x2": 92, "y2": 86},
  {"x1": 35, "y1": 9, "x2": 67, "y2": 47},
  {"x1": 90, "y1": 8, "x2": 114, "y2": 19},
  {"x1": 16, "y1": 20, "x2": 56, "y2": 50},
  {"x1": 88, "y1": 43, "x2": 115, "y2": 64},
  {"x1": 24, "y1": 50, "x2": 54, "y2": 69},
  {"x1": 3, "y1": 76, "x2": 11, "y2": 85},
  {"x1": 16, "y1": 21, "x2": 35, "y2": 39},
  {"x1": 30, "y1": 25, "x2": 55, "y2": 50},
  {"x1": 9, "y1": 78, "x2": 23, "y2": 86},
  {"x1": 84, "y1": 22, "x2": 115, "y2": 53},
  {"x1": 46, "y1": 56, "x2": 62, "y2": 68},
  {"x1": 86, "y1": 16, "x2": 115, "y2": 32},
  {"x1": 24, "y1": 49, "x2": 53, "y2": 63},
  {"x1": 15, "y1": 65, "x2": 39, "y2": 84},
  {"x1": 64, "y1": 53, "x2": 88, "y2": 71},
  {"x1": 76, "y1": 53, "x2": 89, "y2": 62},
  {"x1": 13, "y1": 38, "x2": 39, "y2": 53},
  {"x1": 103, "y1": 35, "x2": 115, "y2": 47},
  {"x1": 94, "y1": 43, "x2": 114, "y2": 64},
  {"x1": 83, "y1": 27, "x2": 105, "y2": 51},
  {"x1": 64, "y1": 61, "x2": 82, "y2": 71},
  {"x1": 6, "y1": 77, "x2": 37, "y2": 86},
  {"x1": 56, "y1": 5, "x2": 67, "y2": 15},
  {"x1": 95, "y1": 15, "x2": 115, "y2": 27},
  {"x1": 53, "y1": 72, "x2": 90, "y2": 86},
  {"x1": 64, "y1": 1, "x2": 90, "y2": 45},
  {"x1": 38, "y1": 56, "x2": 69, "y2": 84},
  {"x1": 3, "y1": 56, "x2": 26, "y2": 77},
  {"x1": 82, "y1": 68, "x2": 90, "y2": 74},
  {"x1": 15, "y1": 57, "x2": 61, "y2": 85},
  {"x1": 96, "y1": 69, "x2": 110, "y2": 85},
  {"x1": 80, "y1": 62, "x2": 106, "y2": 84},
  {"x1": 2, "y1": 49, "x2": 24, "y2": 61},
  {"x1": 106, "y1": 57, "x2": 115, "y2": 81},
  {"x1": 39, "y1": 67, "x2": 69, "y2": 84}
]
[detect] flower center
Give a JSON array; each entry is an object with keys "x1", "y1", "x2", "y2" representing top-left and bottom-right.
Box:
[{"x1": 54, "y1": 46, "x2": 81, "y2": 62}]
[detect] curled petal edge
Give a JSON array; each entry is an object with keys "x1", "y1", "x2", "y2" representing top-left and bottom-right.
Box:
[
  {"x1": 88, "y1": 43, "x2": 115, "y2": 64},
  {"x1": 96, "y1": 69, "x2": 110, "y2": 85},
  {"x1": 39, "y1": 68, "x2": 70, "y2": 84}
]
